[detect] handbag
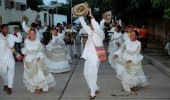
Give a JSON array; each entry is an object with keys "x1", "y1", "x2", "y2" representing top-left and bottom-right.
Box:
[
  {"x1": 92, "y1": 39, "x2": 107, "y2": 61},
  {"x1": 94, "y1": 45, "x2": 107, "y2": 61}
]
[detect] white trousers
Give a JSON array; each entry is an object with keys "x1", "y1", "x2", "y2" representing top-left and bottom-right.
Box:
[
  {"x1": 83, "y1": 59, "x2": 100, "y2": 96},
  {"x1": 0, "y1": 58, "x2": 15, "y2": 88},
  {"x1": 66, "y1": 40, "x2": 77, "y2": 56}
]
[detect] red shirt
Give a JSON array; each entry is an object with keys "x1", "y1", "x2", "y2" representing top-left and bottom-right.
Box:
[{"x1": 140, "y1": 28, "x2": 147, "y2": 38}]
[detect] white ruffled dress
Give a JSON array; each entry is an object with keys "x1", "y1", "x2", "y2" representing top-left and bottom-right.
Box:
[
  {"x1": 114, "y1": 40, "x2": 148, "y2": 91},
  {"x1": 44, "y1": 35, "x2": 70, "y2": 73},
  {"x1": 22, "y1": 39, "x2": 56, "y2": 92}
]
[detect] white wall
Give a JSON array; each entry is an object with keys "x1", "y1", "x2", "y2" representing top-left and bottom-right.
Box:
[
  {"x1": 0, "y1": 0, "x2": 49, "y2": 26},
  {"x1": 15, "y1": 0, "x2": 26, "y2": 3},
  {"x1": 53, "y1": 14, "x2": 67, "y2": 26},
  {"x1": 0, "y1": 0, "x2": 67, "y2": 30}
]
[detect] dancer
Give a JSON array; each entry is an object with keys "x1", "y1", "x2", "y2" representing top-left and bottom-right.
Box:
[
  {"x1": 79, "y1": 8, "x2": 105, "y2": 99},
  {"x1": 114, "y1": 30, "x2": 148, "y2": 92},
  {"x1": 44, "y1": 28, "x2": 70, "y2": 73},
  {"x1": 0, "y1": 24, "x2": 21, "y2": 94},
  {"x1": 108, "y1": 25, "x2": 123, "y2": 69},
  {"x1": 22, "y1": 29, "x2": 56, "y2": 94},
  {"x1": 79, "y1": 27, "x2": 88, "y2": 56}
]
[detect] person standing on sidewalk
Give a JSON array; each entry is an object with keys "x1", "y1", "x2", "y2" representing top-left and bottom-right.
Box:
[
  {"x1": 139, "y1": 25, "x2": 148, "y2": 51},
  {"x1": 79, "y1": 8, "x2": 105, "y2": 99},
  {"x1": 0, "y1": 24, "x2": 21, "y2": 94}
]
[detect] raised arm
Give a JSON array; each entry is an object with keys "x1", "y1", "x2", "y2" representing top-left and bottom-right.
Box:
[
  {"x1": 88, "y1": 8, "x2": 105, "y2": 40},
  {"x1": 22, "y1": 21, "x2": 29, "y2": 33},
  {"x1": 79, "y1": 17, "x2": 92, "y2": 35}
]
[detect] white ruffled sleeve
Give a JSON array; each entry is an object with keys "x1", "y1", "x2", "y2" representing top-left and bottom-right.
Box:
[
  {"x1": 131, "y1": 43, "x2": 143, "y2": 64},
  {"x1": 22, "y1": 42, "x2": 27, "y2": 55},
  {"x1": 36, "y1": 43, "x2": 45, "y2": 59}
]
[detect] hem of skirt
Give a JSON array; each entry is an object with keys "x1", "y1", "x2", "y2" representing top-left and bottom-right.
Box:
[{"x1": 49, "y1": 67, "x2": 71, "y2": 73}]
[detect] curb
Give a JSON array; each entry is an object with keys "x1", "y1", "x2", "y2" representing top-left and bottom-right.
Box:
[{"x1": 144, "y1": 54, "x2": 170, "y2": 77}]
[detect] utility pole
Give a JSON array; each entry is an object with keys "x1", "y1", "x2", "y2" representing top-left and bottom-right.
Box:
[{"x1": 71, "y1": 0, "x2": 72, "y2": 25}]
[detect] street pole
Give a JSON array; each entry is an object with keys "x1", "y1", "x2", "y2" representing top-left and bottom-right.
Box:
[{"x1": 71, "y1": 0, "x2": 72, "y2": 25}]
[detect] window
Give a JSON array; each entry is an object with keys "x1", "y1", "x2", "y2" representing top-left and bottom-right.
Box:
[
  {"x1": 16, "y1": 2, "x2": 26, "y2": 11},
  {"x1": 0, "y1": 0, "x2": 1, "y2": 6},
  {"x1": 21, "y1": 4, "x2": 26, "y2": 11},
  {"x1": 16, "y1": 2, "x2": 21, "y2": 10},
  {"x1": 5, "y1": 0, "x2": 14, "y2": 9}
]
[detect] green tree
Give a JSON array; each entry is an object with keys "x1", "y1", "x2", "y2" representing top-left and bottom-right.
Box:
[
  {"x1": 50, "y1": 0, "x2": 71, "y2": 23},
  {"x1": 27, "y1": 0, "x2": 44, "y2": 12},
  {"x1": 151, "y1": 0, "x2": 170, "y2": 19}
]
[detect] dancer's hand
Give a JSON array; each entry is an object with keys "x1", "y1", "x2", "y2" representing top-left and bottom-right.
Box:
[
  {"x1": 126, "y1": 60, "x2": 132, "y2": 64},
  {"x1": 113, "y1": 55, "x2": 118, "y2": 59},
  {"x1": 88, "y1": 8, "x2": 94, "y2": 19}
]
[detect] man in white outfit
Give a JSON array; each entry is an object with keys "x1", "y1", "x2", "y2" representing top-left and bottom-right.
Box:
[
  {"x1": 0, "y1": 24, "x2": 21, "y2": 94},
  {"x1": 79, "y1": 27, "x2": 88, "y2": 56},
  {"x1": 79, "y1": 8, "x2": 105, "y2": 99},
  {"x1": 65, "y1": 24, "x2": 78, "y2": 58}
]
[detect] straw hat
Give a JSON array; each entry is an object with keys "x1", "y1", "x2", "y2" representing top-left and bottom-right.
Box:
[{"x1": 72, "y1": 2, "x2": 89, "y2": 17}]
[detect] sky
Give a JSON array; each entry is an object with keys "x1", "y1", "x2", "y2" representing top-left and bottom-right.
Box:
[{"x1": 43, "y1": 0, "x2": 67, "y2": 5}]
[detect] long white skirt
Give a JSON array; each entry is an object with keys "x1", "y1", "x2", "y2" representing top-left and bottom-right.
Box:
[
  {"x1": 121, "y1": 62, "x2": 148, "y2": 91},
  {"x1": 44, "y1": 47, "x2": 71, "y2": 73},
  {"x1": 23, "y1": 60, "x2": 56, "y2": 92}
]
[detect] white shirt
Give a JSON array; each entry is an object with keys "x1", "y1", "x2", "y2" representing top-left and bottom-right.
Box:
[
  {"x1": 0, "y1": 33, "x2": 20, "y2": 61},
  {"x1": 22, "y1": 39, "x2": 44, "y2": 62},
  {"x1": 79, "y1": 17, "x2": 105, "y2": 60},
  {"x1": 12, "y1": 32, "x2": 23, "y2": 43},
  {"x1": 115, "y1": 40, "x2": 143, "y2": 64}
]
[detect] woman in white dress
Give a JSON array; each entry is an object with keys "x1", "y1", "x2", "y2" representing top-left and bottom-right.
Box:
[
  {"x1": 22, "y1": 29, "x2": 56, "y2": 94},
  {"x1": 108, "y1": 25, "x2": 123, "y2": 69},
  {"x1": 114, "y1": 30, "x2": 148, "y2": 92},
  {"x1": 44, "y1": 28, "x2": 70, "y2": 73}
]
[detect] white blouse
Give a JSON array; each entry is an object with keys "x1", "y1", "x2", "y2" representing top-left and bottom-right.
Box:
[
  {"x1": 115, "y1": 40, "x2": 143, "y2": 64},
  {"x1": 22, "y1": 39, "x2": 44, "y2": 62}
]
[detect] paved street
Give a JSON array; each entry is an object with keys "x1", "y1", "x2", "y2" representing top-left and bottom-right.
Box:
[{"x1": 0, "y1": 44, "x2": 170, "y2": 100}]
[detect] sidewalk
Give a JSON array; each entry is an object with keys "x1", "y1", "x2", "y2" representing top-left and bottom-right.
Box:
[{"x1": 142, "y1": 41, "x2": 170, "y2": 77}]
